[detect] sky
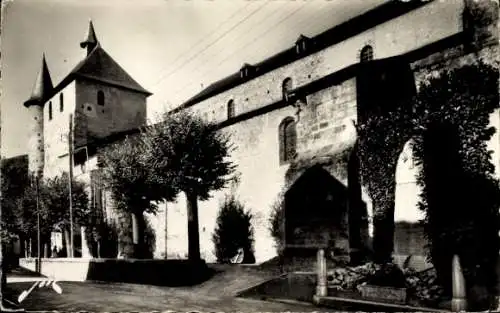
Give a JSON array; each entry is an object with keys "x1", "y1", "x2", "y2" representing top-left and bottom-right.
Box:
[{"x1": 1, "y1": 0, "x2": 386, "y2": 158}]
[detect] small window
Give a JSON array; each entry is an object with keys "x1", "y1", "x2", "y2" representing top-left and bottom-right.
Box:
[
  {"x1": 48, "y1": 101, "x2": 52, "y2": 120},
  {"x1": 240, "y1": 64, "x2": 254, "y2": 79},
  {"x1": 360, "y1": 45, "x2": 374, "y2": 63},
  {"x1": 227, "y1": 99, "x2": 235, "y2": 119},
  {"x1": 295, "y1": 35, "x2": 309, "y2": 54},
  {"x1": 59, "y1": 93, "x2": 64, "y2": 112},
  {"x1": 97, "y1": 90, "x2": 105, "y2": 106},
  {"x1": 282, "y1": 77, "x2": 293, "y2": 101},
  {"x1": 279, "y1": 117, "x2": 297, "y2": 164}
]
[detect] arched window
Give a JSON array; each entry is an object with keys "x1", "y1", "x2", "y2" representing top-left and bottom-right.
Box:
[
  {"x1": 282, "y1": 77, "x2": 293, "y2": 101},
  {"x1": 360, "y1": 45, "x2": 374, "y2": 63},
  {"x1": 279, "y1": 117, "x2": 297, "y2": 164},
  {"x1": 97, "y1": 90, "x2": 105, "y2": 106},
  {"x1": 59, "y1": 93, "x2": 64, "y2": 112},
  {"x1": 48, "y1": 101, "x2": 53, "y2": 120},
  {"x1": 227, "y1": 99, "x2": 235, "y2": 119}
]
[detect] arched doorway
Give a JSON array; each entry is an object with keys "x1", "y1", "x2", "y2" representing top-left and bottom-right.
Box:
[
  {"x1": 284, "y1": 165, "x2": 349, "y2": 257},
  {"x1": 394, "y1": 139, "x2": 428, "y2": 270}
]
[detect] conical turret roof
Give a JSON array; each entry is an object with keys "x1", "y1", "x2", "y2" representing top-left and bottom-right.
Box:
[
  {"x1": 80, "y1": 20, "x2": 98, "y2": 54},
  {"x1": 24, "y1": 54, "x2": 53, "y2": 107}
]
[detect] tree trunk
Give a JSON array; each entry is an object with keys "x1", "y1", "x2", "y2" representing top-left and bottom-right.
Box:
[
  {"x1": 63, "y1": 229, "x2": 71, "y2": 258},
  {"x1": 186, "y1": 192, "x2": 201, "y2": 261},
  {"x1": 131, "y1": 212, "x2": 145, "y2": 258},
  {"x1": 372, "y1": 200, "x2": 395, "y2": 264},
  {"x1": 164, "y1": 203, "x2": 168, "y2": 259},
  {"x1": 80, "y1": 226, "x2": 91, "y2": 258},
  {"x1": 43, "y1": 243, "x2": 48, "y2": 258}
]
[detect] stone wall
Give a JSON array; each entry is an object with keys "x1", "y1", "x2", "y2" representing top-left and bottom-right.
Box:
[
  {"x1": 155, "y1": 0, "x2": 467, "y2": 264},
  {"x1": 43, "y1": 82, "x2": 76, "y2": 179},
  {"x1": 159, "y1": 106, "x2": 295, "y2": 263},
  {"x1": 187, "y1": 0, "x2": 462, "y2": 127},
  {"x1": 75, "y1": 79, "x2": 147, "y2": 140},
  {"x1": 27, "y1": 104, "x2": 44, "y2": 175}
]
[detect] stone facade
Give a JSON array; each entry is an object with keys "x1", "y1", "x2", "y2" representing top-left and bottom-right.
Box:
[
  {"x1": 20, "y1": 1, "x2": 499, "y2": 265},
  {"x1": 27, "y1": 104, "x2": 44, "y2": 175},
  {"x1": 22, "y1": 22, "x2": 151, "y2": 257},
  {"x1": 75, "y1": 80, "x2": 148, "y2": 142},
  {"x1": 153, "y1": 0, "x2": 499, "y2": 264}
]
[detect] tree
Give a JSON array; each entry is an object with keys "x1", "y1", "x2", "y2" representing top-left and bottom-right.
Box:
[
  {"x1": 1, "y1": 156, "x2": 29, "y2": 240},
  {"x1": 100, "y1": 135, "x2": 172, "y2": 258},
  {"x1": 356, "y1": 61, "x2": 499, "y2": 309},
  {"x1": 268, "y1": 191, "x2": 285, "y2": 257},
  {"x1": 212, "y1": 194, "x2": 255, "y2": 263},
  {"x1": 143, "y1": 111, "x2": 236, "y2": 261},
  {"x1": 10, "y1": 173, "x2": 90, "y2": 258},
  {"x1": 41, "y1": 173, "x2": 90, "y2": 256},
  {"x1": 411, "y1": 63, "x2": 500, "y2": 308}
]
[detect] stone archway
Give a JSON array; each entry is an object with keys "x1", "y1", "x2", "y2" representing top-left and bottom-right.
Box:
[
  {"x1": 393, "y1": 139, "x2": 428, "y2": 270},
  {"x1": 284, "y1": 165, "x2": 350, "y2": 258}
]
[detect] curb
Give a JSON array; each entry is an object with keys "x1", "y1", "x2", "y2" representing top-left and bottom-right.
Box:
[{"x1": 313, "y1": 295, "x2": 449, "y2": 312}]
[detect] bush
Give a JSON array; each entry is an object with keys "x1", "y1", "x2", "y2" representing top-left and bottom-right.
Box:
[
  {"x1": 85, "y1": 219, "x2": 119, "y2": 258},
  {"x1": 269, "y1": 191, "x2": 285, "y2": 256},
  {"x1": 212, "y1": 194, "x2": 255, "y2": 263},
  {"x1": 144, "y1": 217, "x2": 156, "y2": 259}
]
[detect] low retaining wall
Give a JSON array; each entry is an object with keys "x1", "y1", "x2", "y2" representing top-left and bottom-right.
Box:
[{"x1": 19, "y1": 258, "x2": 211, "y2": 286}]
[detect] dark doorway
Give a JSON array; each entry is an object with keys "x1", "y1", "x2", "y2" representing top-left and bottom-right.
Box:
[{"x1": 284, "y1": 165, "x2": 348, "y2": 253}]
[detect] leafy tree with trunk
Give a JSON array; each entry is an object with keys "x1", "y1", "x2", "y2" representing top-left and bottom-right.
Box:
[
  {"x1": 0, "y1": 159, "x2": 24, "y2": 312},
  {"x1": 411, "y1": 63, "x2": 500, "y2": 309},
  {"x1": 41, "y1": 173, "x2": 90, "y2": 256},
  {"x1": 99, "y1": 135, "x2": 173, "y2": 258},
  {"x1": 1, "y1": 156, "x2": 30, "y2": 242},
  {"x1": 143, "y1": 111, "x2": 236, "y2": 261},
  {"x1": 356, "y1": 61, "x2": 499, "y2": 309},
  {"x1": 13, "y1": 173, "x2": 90, "y2": 257}
]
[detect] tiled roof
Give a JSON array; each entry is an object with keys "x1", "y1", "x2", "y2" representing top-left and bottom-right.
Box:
[
  {"x1": 50, "y1": 43, "x2": 152, "y2": 98},
  {"x1": 177, "y1": 0, "x2": 430, "y2": 110},
  {"x1": 24, "y1": 55, "x2": 54, "y2": 107}
]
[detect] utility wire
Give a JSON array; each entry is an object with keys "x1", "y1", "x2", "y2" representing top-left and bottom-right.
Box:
[
  {"x1": 169, "y1": 0, "x2": 315, "y2": 101},
  {"x1": 148, "y1": 1, "x2": 253, "y2": 86},
  {"x1": 166, "y1": 0, "x2": 290, "y2": 87},
  {"x1": 182, "y1": 1, "x2": 291, "y2": 83},
  {"x1": 150, "y1": 1, "x2": 270, "y2": 90}
]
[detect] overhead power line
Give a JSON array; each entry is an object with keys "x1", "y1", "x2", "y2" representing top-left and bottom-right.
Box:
[
  {"x1": 150, "y1": 1, "x2": 270, "y2": 90},
  {"x1": 149, "y1": 1, "x2": 253, "y2": 86},
  {"x1": 169, "y1": 0, "x2": 314, "y2": 101}
]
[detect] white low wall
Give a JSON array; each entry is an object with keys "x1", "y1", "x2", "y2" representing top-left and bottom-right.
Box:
[{"x1": 20, "y1": 258, "x2": 91, "y2": 281}]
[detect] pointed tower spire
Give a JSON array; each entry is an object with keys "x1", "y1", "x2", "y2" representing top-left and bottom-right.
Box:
[
  {"x1": 24, "y1": 54, "x2": 53, "y2": 107},
  {"x1": 80, "y1": 20, "x2": 99, "y2": 55}
]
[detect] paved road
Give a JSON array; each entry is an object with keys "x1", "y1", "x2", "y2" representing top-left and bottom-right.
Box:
[{"x1": 7, "y1": 281, "x2": 327, "y2": 312}]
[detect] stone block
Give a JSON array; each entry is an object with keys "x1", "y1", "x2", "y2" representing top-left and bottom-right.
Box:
[{"x1": 359, "y1": 285, "x2": 407, "y2": 304}]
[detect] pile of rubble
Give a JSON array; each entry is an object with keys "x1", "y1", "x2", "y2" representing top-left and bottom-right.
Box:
[
  {"x1": 404, "y1": 267, "x2": 444, "y2": 303},
  {"x1": 326, "y1": 262, "x2": 444, "y2": 303},
  {"x1": 326, "y1": 262, "x2": 380, "y2": 290}
]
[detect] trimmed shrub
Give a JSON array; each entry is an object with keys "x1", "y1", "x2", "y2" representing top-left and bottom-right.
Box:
[
  {"x1": 268, "y1": 192, "x2": 285, "y2": 256},
  {"x1": 212, "y1": 194, "x2": 255, "y2": 263}
]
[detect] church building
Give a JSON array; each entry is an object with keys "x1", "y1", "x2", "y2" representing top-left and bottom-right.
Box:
[
  {"x1": 157, "y1": 0, "x2": 499, "y2": 266},
  {"x1": 19, "y1": 0, "x2": 499, "y2": 267},
  {"x1": 22, "y1": 21, "x2": 151, "y2": 255}
]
